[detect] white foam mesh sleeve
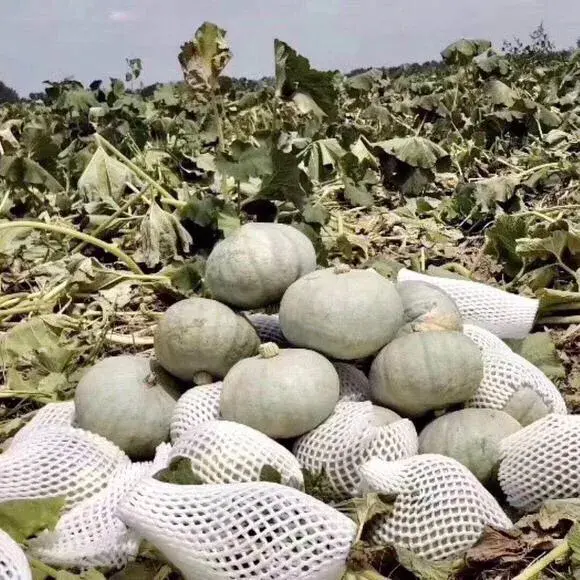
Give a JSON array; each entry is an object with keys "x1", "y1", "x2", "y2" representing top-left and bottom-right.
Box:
[
  {"x1": 118, "y1": 478, "x2": 357, "y2": 580},
  {"x1": 465, "y1": 349, "x2": 567, "y2": 416},
  {"x1": 0, "y1": 426, "x2": 129, "y2": 510},
  {"x1": 462, "y1": 324, "x2": 513, "y2": 355},
  {"x1": 499, "y1": 414, "x2": 580, "y2": 512},
  {"x1": 293, "y1": 401, "x2": 418, "y2": 500},
  {"x1": 397, "y1": 269, "x2": 538, "y2": 339},
  {"x1": 9, "y1": 401, "x2": 76, "y2": 448},
  {"x1": 170, "y1": 420, "x2": 304, "y2": 489},
  {"x1": 170, "y1": 383, "x2": 222, "y2": 442},
  {"x1": 243, "y1": 313, "x2": 288, "y2": 346},
  {"x1": 0, "y1": 530, "x2": 32, "y2": 580},
  {"x1": 359, "y1": 455, "x2": 512, "y2": 561},
  {"x1": 334, "y1": 363, "x2": 370, "y2": 402}
]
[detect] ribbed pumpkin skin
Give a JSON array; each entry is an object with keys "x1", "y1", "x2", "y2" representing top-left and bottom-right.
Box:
[
  {"x1": 154, "y1": 297, "x2": 260, "y2": 381},
  {"x1": 220, "y1": 348, "x2": 340, "y2": 438},
  {"x1": 205, "y1": 223, "x2": 317, "y2": 308},
  {"x1": 74, "y1": 355, "x2": 181, "y2": 459},
  {"x1": 279, "y1": 267, "x2": 404, "y2": 360},
  {"x1": 395, "y1": 281, "x2": 462, "y2": 336},
  {"x1": 369, "y1": 331, "x2": 483, "y2": 417},
  {"x1": 418, "y1": 409, "x2": 521, "y2": 483}
]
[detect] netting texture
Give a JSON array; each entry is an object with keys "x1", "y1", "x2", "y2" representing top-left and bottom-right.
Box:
[
  {"x1": 462, "y1": 324, "x2": 513, "y2": 355},
  {"x1": 118, "y1": 478, "x2": 357, "y2": 580},
  {"x1": 8, "y1": 401, "x2": 76, "y2": 449},
  {"x1": 397, "y1": 269, "x2": 538, "y2": 339},
  {"x1": 499, "y1": 414, "x2": 580, "y2": 512},
  {"x1": 465, "y1": 349, "x2": 567, "y2": 416},
  {"x1": 0, "y1": 426, "x2": 129, "y2": 510},
  {"x1": 359, "y1": 455, "x2": 512, "y2": 561},
  {"x1": 293, "y1": 401, "x2": 418, "y2": 500},
  {"x1": 334, "y1": 362, "x2": 370, "y2": 402},
  {"x1": 243, "y1": 313, "x2": 288, "y2": 346},
  {"x1": 0, "y1": 530, "x2": 32, "y2": 580},
  {"x1": 170, "y1": 382, "x2": 223, "y2": 442},
  {"x1": 170, "y1": 420, "x2": 304, "y2": 488}
]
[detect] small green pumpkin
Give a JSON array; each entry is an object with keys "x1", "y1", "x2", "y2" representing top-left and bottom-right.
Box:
[
  {"x1": 369, "y1": 331, "x2": 483, "y2": 417},
  {"x1": 205, "y1": 222, "x2": 317, "y2": 308},
  {"x1": 74, "y1": 355, "x2": 181, "y2": 459},
  {"x1": 154, "y1": 297, "x2": 260, "y2": 383},
  {"x1": 279, "y1": 265, "x2": 404, "y2": 360},
  {"x1": 418, "y1": 408, "x2": 521, "y2": 484},
  {"x1": 220, "y1": 342, "x2": 340, "y2": 438}
]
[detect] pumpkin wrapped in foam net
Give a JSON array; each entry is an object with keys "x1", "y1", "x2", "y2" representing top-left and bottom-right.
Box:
[
  {"x1": 118, "y1": 478, "x2": 357, "y2": 580},
  {"x1": 397, "y1": 268, "x2": 538, "y2": 339},
  {"x1": 359, "y1": 455, "x2": 512, "y2": 561},
  {"x1": 0, "y1": 425, "x2": 129, "y2": 509},
  {"x1": 243, "y1": 312, "x2": 288, "y2": 346},
  {"x1": 334, "y1": 362, "x2": 370, "y2": 402},
  {"x1": 170, "y1": 420, "x2": 303, "y2": 488},
  {"x1": 170, "y1": 382, "x2": 222, "y2": 442},
  {"x1": 499, "y1": 414, "x2": 580, "y2": 512},
  {"x1": 293, "y1": 401, "x2": 418, "y2": 500},
  {"x1": 462, "y1": 323, "x2": 513, "y2": 354},
  {"x1": 0, "y1": 530, "x2": 32, "y2": 580}
]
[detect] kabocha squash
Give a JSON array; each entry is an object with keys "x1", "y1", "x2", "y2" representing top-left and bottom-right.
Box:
[
  {"x1": 395, "y1": 280, "x2": 462, "y2": 336},
  {"x1": 279, "y1": 264, "x2": 404, "y2": 360},
  {"x1": 372, "y1": 405, "x2": 402, "y2": 426},
  {"x1": 418, "y1": 409, "x2": 521, "y2": 484},
  {"x1": 205, "y1": 222, "x2": 317, "y2": 308},
  {"x1": 154, "y1": 297, "x2": 260, "y2": 382},
  {"x1": 369, "y1": 331, "x2": 483, "y2": 417},
  {"x1": 220, "y1": 342, "x2": 340, "y2": 438},
  {"x1": 74, "y1": 355, "x2": 181, "y2": 459}
]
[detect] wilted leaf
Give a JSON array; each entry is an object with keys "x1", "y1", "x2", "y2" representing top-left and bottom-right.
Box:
[
  {"x1": 217, "y1": 210, "x2": 241, "y2": 236},
  {"x1": 458, "y1": 175, "x2": 520, "y2": 212},
  {"x1": 396, "y1": 546, "x2": 460, "y2": 580},
  {"x1": 0, "y1": 497, "x2": 65, "y2": 543},
  {"x1": 154, "y1": 457, "x2": 204, "y2": 485},
  {"x1": 260, "y1": 147, "x2": 311, "y2": 207},
  {"x1": 303, "y1": 203, "x2": 330, "y2": 225},
  {"x1": 259, "y1": 465, "x2": 282, "y2": 484},
  {"x1": 505, "y1": 332, "x2": 566, "y2": 380},
  {"x1": 0, "y1": 155, "x2": 62, "y2": 192},
  {"x1": 78, "y1": 146, "x2": 137, "y2": 201},
  {"x1": 215, "y1": 143, "x2": 272, "y2": 182},
  {"x1": 178, "y1": 22, "x2": 232, "y2": 93},
  {"x1": 485, "y1": 215, "x2": 530, "y2": 277},
  {"x1": 373, "y1": 137, "x2": 449, "y2": 170},
  {"x1": 441, "y1": 38, "x2": 492, "y2": 65},
  {"x1": 343, "y1": 177, "x2": 373, "y2": 208},
  {"x1": 485, "y1": 79, "x2": 519, "y2": 108}
]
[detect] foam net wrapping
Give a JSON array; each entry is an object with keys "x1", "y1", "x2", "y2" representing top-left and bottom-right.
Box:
[
  {"x1": 499, "y1": 414, "x2": 580, "y2": 512},
  {"x1": 118, "y1": 478, "x2": 357, "y2": 580},
  {"x1": 243, "y1": 313, "x2": 288, "y2": 346},
  {"x1": 334, "y1": 362, "x2": 370, "y2": 402},
  {"x1": 465, "y1": 348, "x2": 567, "y2": 417},
  {"x1": 397, "y1": 268, "x2": 538, "y2": 339},
  {"x1": 0, "y1": 530, "x2": 32, "y2": 580},
  {"x1": 359, "y1": 455, "x2": 512, "y2": 561},
  {"x1": 462, "y1": 324, "x2": 513, "y2": 355},
  {"x1": 293, "y1": 401, "x2": 418, "y2": 501},
  {"x1": 170, "y1": 382, "x2": 222, "y2": 442},
  {"x1": 0, "y1": 425, "x2": 129, "y2": 510},
  {"x1": 170, "y1": 420, "x2": 304, "y2": 489}
]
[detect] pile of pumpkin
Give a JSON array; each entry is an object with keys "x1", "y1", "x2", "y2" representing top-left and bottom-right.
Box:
[{"x1": 1, "y1": 222, "x2": 578, "y2": 580}]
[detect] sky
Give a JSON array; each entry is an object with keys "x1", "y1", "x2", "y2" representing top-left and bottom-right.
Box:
[{"x1": 1, "y1": 0, "x2": 580, "y2": 97}]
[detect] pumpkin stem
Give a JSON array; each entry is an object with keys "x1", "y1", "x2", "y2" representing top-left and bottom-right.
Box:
[
  {"x1": 193, "y1": 371, "x2": 214, "y2": 386},
  {"x1": 333, "y1": 263, "x2": 351, "y2": 275},
  {"x1": 258, "y1": 342, "x2": 280, "y2": 358}
]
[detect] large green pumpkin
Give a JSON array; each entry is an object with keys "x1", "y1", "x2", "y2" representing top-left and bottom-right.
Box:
[
  {"x1": 154, "y1": 297, "x2": 260, "y2": 383},
  {"x1": 205, "y1": 222, "x2": 317, "y2": 308},
  {"x1": 369, "y1": 331, "x2": 483, "y2": 417},
  {"x1": 74, "y1": 355, "x2": 181, "y2": 459},
  {"x1": 395, "y1": 280, "x2": 462, "y2": 336},
  {"x1": 418, "y1": 409, "x2": 521, "y2": 484},
  {"x1": 279, "y1": 265, "x2": 404, "y2": 360},
  {"x1": 220, "y1": 343, "x2": 339, "y2": 438}
]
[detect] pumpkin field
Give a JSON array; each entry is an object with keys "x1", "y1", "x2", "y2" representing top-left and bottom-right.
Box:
[{"x1": 1, "y1": 21, "x2": 580, "y2": 580}]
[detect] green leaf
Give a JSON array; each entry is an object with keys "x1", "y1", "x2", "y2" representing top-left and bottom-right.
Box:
[
  {"x1": 485, "y1": 79, "x2": 519, "y2": 108},
  {"x1": 303, "y1": 203, "x2": 330, "y2": 225},
  {"x1": 505, "y1": 333, "x2": 566, "y2": 380},
  {"x1": 259, "y1": 465, "x2": 282, "y2": 484},
  {"x1": 178, "y1": 22, "x2": 232, "y2": 93},
  {"x1": 343, "y1": 177, "x2": 373, "y2": 207},
  {"x1": 215, "y1": 143, "x2": 272, "y2": 182},
  {"x1": 373, "y1": 137, "x2": 449, "y2": 170},
  {"x1": 484, "y1": 215, "x2": 530, "y2": 278},
  {"x1": 0, "y1": 156, "x2": 63, "y2": 192},
  {"x1": 457, "y1": 175, "x2": 520, "y2": 212},
  {"x1": 396, "y1": 546, "x2": 461, "y2": 580},
  {"x1": 440, "y1": 38, "x2": 492, "y2": 65},
  {"x1": 274, "y1": 39, "x2": 338, "y2": 119},
  {"x1": 0, "y1": 497, "x2": 65, "y2": 543},
  {"x1": 217, "y1": 210, "x2": 241, "y2": 236},
  {"x1": 77, "y1": 146, "x2": 137, "y2": 201},
  {"x1": 153, "y1": 457, "x2": 204, "y2": 485}
]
